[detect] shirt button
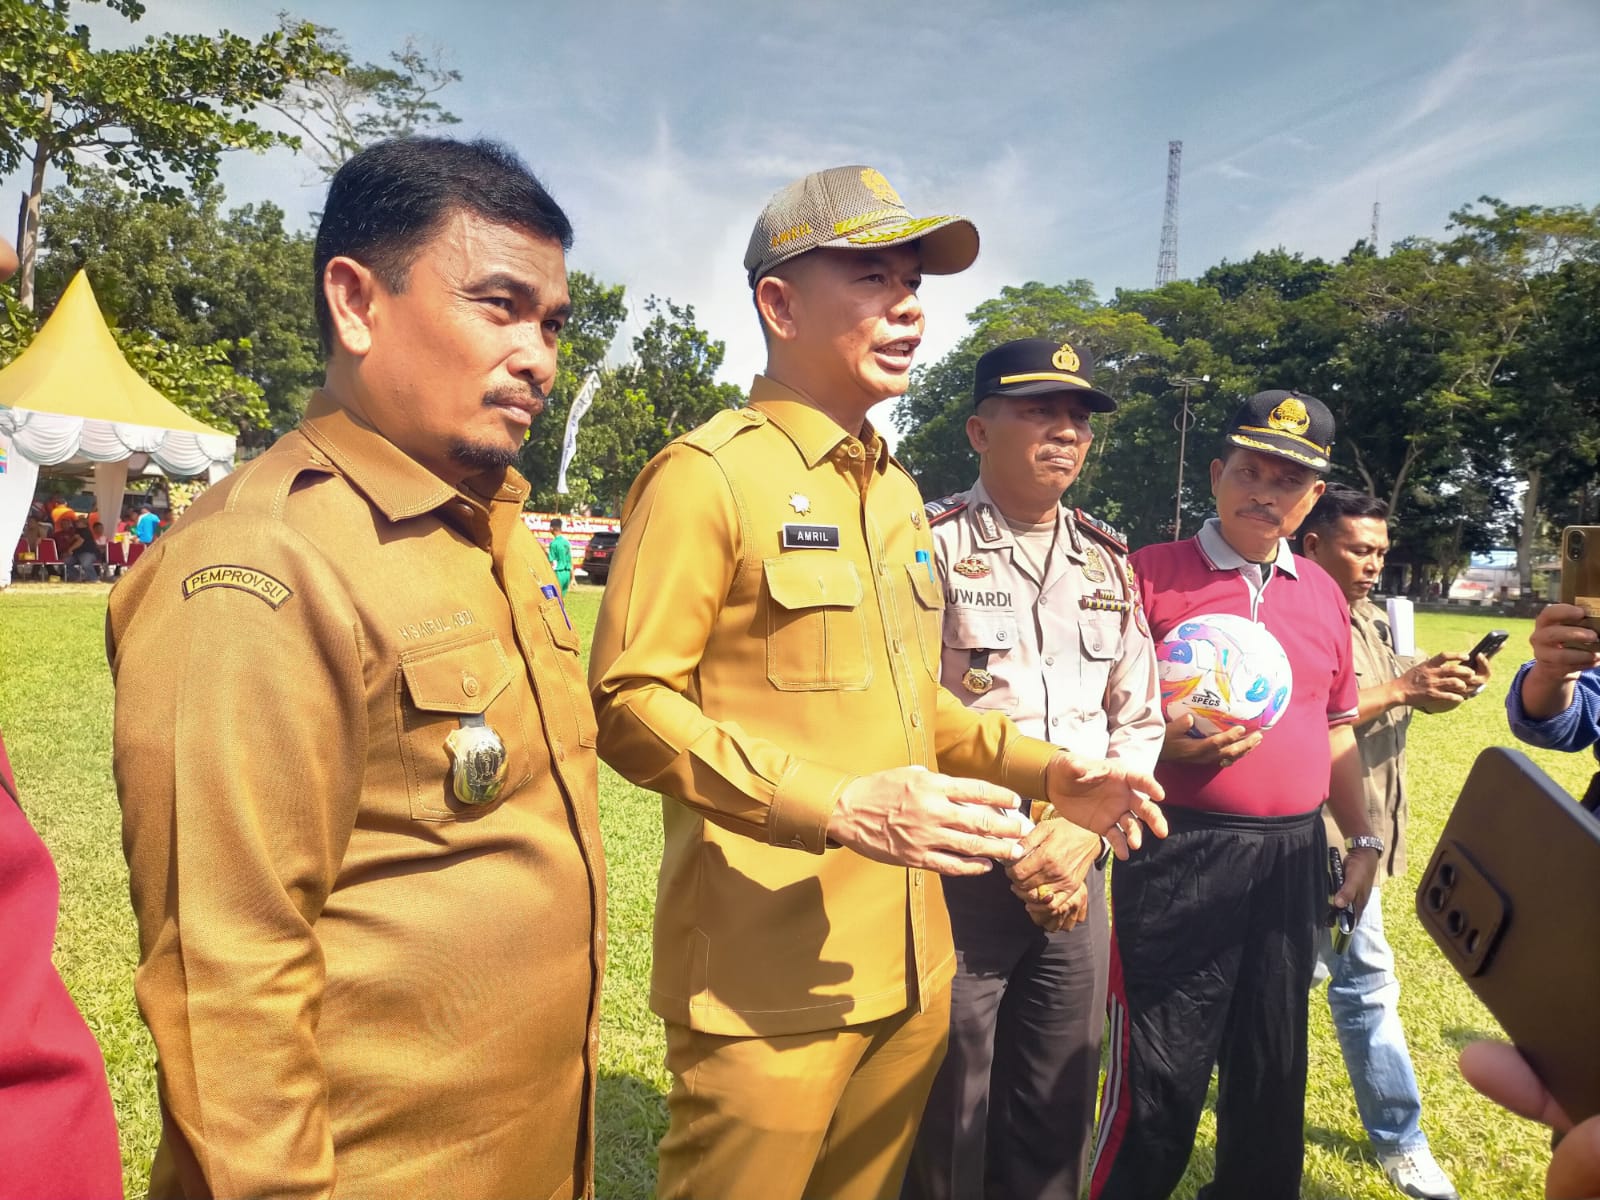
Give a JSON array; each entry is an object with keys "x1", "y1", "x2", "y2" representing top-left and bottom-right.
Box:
[
  {"x1": 893, "y1": 639, "x2": 904, "y2": 654},
  {"x1": 1051, "y1": 716, "x2": 1061, "y2": 727},
  {"x1": 1045, "y1": 656, "x2": 1055, "y2": 666},
  {"x1": 911, "y1": 711, "x2": 923, "y2": 728},
  {"x1": 554, "y1": 738, "x2": 565, "y2": 761},
  {"x1": 996, "y1": 630, "x2": 1008, "y2": 643},
  {"x1": 461, "y1": 673, "x2": 480, "y2": 698},
  {"x1": 1088, "y1": 640, "x2": 1102, "y2": 653},
  {"x1": 847, "y1": 444, "x2": 862, "y2": 459}
]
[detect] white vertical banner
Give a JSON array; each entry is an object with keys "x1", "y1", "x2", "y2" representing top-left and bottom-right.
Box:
[{"x1": 556, "y1": 369, "x2": 601, "y2": 496}]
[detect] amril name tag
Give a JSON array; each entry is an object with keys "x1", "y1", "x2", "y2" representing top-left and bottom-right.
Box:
[{"x1": 782, "y1": 523, "x2": 841, "y2": 550}]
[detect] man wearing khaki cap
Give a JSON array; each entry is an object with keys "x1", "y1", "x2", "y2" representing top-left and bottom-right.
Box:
[{"x1": 590, "y1": 166, "x2": 1167, "y2": 1200}]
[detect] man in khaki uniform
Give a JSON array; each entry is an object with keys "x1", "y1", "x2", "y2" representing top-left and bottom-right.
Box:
[
  {"x1": 108, "y1": 138, "x2": 605, "y2": 1200},
  {"x1": 1299, "y1": 485, "x2": 1489, "y2": 1200},
  {"x1": 905, "y1": 339, "x2": 1164, "y2": 1200},
  {"x1": 589, "y1": 166, "x2": 1166, "y2": 1200}
]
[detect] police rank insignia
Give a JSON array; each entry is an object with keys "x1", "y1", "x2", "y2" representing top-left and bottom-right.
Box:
[
  {"x1": 962, "y1": 667, "x2": 995, "y2": 695},
  {"x1": 953, "y1": 556, "x2": 990, "y2": 579},
  {"x1": 445, "y1": 714, "x2": 509, "y2": 807},
  {"x1": 911, "y1": 510, "x2": 923, "y2": 529},
  {"x1": 788, "y1": 493, "x2": 812, "y2": 515},
  {"x1": 1082, "y1": 545, "x2": 1109, "y2": 583},
  {"x1": 1052, "y1": 342, "x2": 1082, "y2": 373},
  {"x1": 976, "y1": 504, "x2": 1001, "y2": 542}
]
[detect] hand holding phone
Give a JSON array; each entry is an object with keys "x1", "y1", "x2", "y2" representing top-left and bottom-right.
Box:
[
  {"x1": 1560, "y1": 527, "x2": 1600, "y2": 648},
  {"x1": 1326, "y1": 847, "x2": 1354, "y2": 954},
  {"x1": 1417, "y1": 747, "x2": 1600, "y2": 1125},
  {"x1": 1466, "y1": 629, "x2": 1508, "y2": 666}
]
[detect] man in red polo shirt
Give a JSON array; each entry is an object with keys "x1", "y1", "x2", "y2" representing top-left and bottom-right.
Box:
[{"x1": 1090, "y1": 391, "x2": 1381, "y2": 1200}]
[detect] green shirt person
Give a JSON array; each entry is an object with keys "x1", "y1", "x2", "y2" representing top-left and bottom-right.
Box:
[{"x1": 548, "y1": 518, "x2": 573, "y2": 594}]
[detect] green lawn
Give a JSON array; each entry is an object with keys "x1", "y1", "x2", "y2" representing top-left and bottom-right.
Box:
[{"x1": 1, "y1": 583, "x2": 1586, "y2": 1199}]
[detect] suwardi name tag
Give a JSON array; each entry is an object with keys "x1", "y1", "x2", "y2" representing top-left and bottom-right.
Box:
[{"x1": 781, "y1": 524, "x2": 841, "y2": 550}]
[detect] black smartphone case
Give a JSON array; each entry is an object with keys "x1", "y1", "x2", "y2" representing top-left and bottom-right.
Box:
[{"x1": 1417, "y1": 746, "x2": 1600, "y2": 1124}]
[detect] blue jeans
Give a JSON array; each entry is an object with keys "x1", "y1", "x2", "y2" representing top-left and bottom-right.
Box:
[{"x1": 1313, "y1": 887, "x2": 1429, "y2": 1153}]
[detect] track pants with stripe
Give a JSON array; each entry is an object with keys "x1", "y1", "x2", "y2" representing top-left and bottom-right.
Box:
[{"x1": 1089, "y1": 806, "x2": 1325, "y2": 1200}]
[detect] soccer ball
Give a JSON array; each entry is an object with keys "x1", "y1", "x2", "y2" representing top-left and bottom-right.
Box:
[{"x1": 1157, "y1": 613, "x2": 1294, "y2": 738}]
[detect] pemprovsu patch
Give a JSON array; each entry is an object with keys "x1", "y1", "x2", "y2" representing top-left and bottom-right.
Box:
[{"x1": 181, "y1": 565, "x2": 293, "y2": 609}]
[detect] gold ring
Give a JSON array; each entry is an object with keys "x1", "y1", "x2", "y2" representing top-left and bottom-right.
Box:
[{"x1": 1034, "y1": 884, "x2": 1054, "y2": 902}]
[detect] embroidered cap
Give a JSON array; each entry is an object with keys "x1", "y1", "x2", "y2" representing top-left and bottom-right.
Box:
[
  {"x1": 972, "y1": 337, "x2": 1117, "y2": 412},
  {"x1": 1223, "y1": 389, "x2": 1335, "y2": 472},
  {"x1": 744, "y1": 164, "x2": 979, "y2": 287}
]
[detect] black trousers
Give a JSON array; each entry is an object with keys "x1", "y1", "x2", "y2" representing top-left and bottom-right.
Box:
[
  {"x1": 1089, "y1": 807, "x2": 1325, "y2": 1200},
  {"x1": 902, "y1": 862, "x2": 1110, "y2": 1200}
]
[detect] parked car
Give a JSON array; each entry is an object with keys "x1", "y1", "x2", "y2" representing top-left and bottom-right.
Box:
[{"x1": 582, "y1": 531, "x2": 619, "y2": 583}]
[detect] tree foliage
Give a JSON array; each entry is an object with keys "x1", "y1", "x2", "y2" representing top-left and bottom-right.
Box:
[
  {"x1": 525, "y1": 295, "x2": 745, "y2": 512},
  {"x1": 30, "y1": 170, "x2": 319, "y2": 441},
  {"x1": 267, "y1": 14, "x2": 460, "y2": 178},
  {"x1": 897, "y1": 199, "x2": 1600, "y2": 585},
  {"x1": 0, "y1": 0, "x2": 341, "y2": 305}
]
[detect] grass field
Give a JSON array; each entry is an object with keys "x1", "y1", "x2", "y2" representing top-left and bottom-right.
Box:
[{"x1": 1, "y1": 581, "x2": 1587, "y2": 1199}]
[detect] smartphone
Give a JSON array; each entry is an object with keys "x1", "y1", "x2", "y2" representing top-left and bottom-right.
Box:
[
  {"x1": 1416, "y1": 747, "x2": 1600, "y2": 1123},
  {"x1": 1559, "y1": 526, "x2": 1600, "y2": 635},
  {"x1": 1325, "y1": 847, "x2": 1354, "y2": 954},
  {"x1": 1465, "y1": 629, "x2": 1508, "y2": 664}
]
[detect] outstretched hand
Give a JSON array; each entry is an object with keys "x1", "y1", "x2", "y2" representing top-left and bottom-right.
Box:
[{"x1": 1042, "y1": 752, "x2": 1165, "y2": 860}]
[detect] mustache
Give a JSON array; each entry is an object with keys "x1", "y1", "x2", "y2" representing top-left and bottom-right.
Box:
[
  {"x1": 1236, "y1": 504, "x2": 1277, "y2": 521},
  {"x1": 483, "y1": 384, "x2": 547, "y2": 416}
]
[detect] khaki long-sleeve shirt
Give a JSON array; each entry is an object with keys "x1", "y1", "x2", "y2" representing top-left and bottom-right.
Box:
[
  {"x1": 1322, "y1": 598, "x2": 1414, "y2": 882},
  {"x1": 589, "y1": 376, "x2": 1058, "y2": 1038},
  {"x1": 108, "y1": 395, "x2": 605, "y2": 1200}
]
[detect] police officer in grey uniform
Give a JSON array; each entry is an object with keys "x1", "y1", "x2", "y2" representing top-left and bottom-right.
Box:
[{"x1": 903, "y1": 338, "x2": 1164, "y2": 1200}]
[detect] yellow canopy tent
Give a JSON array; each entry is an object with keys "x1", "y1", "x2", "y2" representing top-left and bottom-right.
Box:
[{"x1": 0, "y1": 270, "x2": 236, "y2": 585}]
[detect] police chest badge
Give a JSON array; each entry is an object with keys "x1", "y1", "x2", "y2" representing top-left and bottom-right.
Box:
[
  {"x1": 953, "y1": 556, "x2": 990, "y2": 579},
  {"x1": 962, "y1": 668, "x2": 994, "y2": 695},
  {"x1": 1082, "y1": 544, "x2": 1109, "y2": 583},
  {"x1": 445, "y1": 713, "x2": 509, "y2": 806}
]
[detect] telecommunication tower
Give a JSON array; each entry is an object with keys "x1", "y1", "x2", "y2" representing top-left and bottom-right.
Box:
[
  {"x1": 1369, "y1": 200, "x2": 1381, "y2": 253},
  {"x1": 1155, "y1": 140, "x2": 1182, "y2": 286}
]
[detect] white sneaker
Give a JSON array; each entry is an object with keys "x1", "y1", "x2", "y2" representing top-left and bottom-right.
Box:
[{"x1": 1379, "y1": 1146, "x2": 1459, "y2": 1200}]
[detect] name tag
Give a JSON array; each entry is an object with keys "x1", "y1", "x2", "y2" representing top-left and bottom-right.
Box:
[{"x1": 782, "y1": 523, "x2": 841, "y2": 550}]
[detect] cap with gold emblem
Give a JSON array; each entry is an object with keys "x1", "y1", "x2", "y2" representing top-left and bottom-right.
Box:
[
  {"x1": 971, "y1": 337, "x2": 1117, "y2": 412},
  {"x1": 744, "y1": 164, "x2": 979, "y2": 287},
  {"x1": 1223, "y1": 388, "x2": 1335, "y2": 472}
]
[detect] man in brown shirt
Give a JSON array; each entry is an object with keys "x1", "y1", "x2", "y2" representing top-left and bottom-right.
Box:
[
  {"x1": 108, "y1": 138, "x2": 605, "y2": 1200},
  {"x1": 590, "y1": 165, "x2": 1165, "y2": 1200},
  {"x1": 1299, "y1": 485, "x2": 1490, "y2": 1200}
]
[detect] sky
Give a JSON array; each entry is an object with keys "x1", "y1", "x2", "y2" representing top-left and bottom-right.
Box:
[{"x1": 10, "y1": 0, "x2": 1600, "y2": 406}]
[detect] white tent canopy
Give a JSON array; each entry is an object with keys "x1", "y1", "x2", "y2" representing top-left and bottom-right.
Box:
[{"x1": 0, "y1": 270, "x2": 236, "y2": 586}]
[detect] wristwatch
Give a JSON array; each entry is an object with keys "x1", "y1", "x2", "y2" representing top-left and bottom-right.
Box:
[{"x1": 1345, "y1": 834, "x2": 1385, "y2": 856}]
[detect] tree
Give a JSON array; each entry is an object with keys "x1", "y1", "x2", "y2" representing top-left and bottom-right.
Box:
[
  {"x1": 266, "y1": 14, "x2": 460, "y2": 178},
  {"x1": 0, "y1": 0, "x2": 340, "y2": 307},
  {"x1": 528, "y1": 295, "x2": 745, "y2": 512},
  {"x1": 31, "y1": 170, "x2": 320, "y2": 441},
  {"x1": 1444, "y1": 198, "x2": 1600, "y2": 589},
  {"x1": 515, "y1": 271, "x2": 627, "y2": 508}
]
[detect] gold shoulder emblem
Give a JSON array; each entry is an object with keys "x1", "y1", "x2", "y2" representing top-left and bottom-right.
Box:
[
  {"x1": 1268, "y1": 397, "x2": 1311, "y2": 436},
  {"x1": 181, "y1": 565, "x2": 293, "y2": 609},
  {"x1": 859, "y1": 168, "x2": 903, "y2": 207},
  {"x1": 1052, "y1": 342, "x2": 1081, "y2": 373}
]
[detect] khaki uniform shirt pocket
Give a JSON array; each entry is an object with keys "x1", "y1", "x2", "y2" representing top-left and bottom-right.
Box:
[
  {"x1": 762, "y1": 555, "x2": 871, "y2": 692},
  {"x1": 943, "y1": 607, "x2": 1020, "y2": 711},
  {"x1": 1076, "y1": 614, "x2": 1121, "y2": 717},
  {"x1": 537, "y1": 594, "x2": 600, "y2": 748},
  {"x1": 397, "y1": 630, "x2": 533, "y2": 820},
  {"x1": 904, "y1": 563, "x2": 945, "y2": 679}
]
